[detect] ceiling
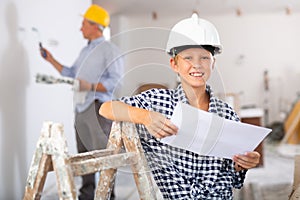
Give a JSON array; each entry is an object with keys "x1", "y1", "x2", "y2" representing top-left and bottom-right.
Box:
[{"x1": 94, "y1": 0, "x2": 300, "y2": 17}]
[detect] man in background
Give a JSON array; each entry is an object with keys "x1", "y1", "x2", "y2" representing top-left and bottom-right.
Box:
[{"x1": 40, "y1": 4, "x2": 123, "y2": 200}]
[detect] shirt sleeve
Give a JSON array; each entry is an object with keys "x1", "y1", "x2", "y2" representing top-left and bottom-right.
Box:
[
  {"x1": 224, "y1": 159, "x2": 247, "y2": 189},
  {"x1": 119, "y1": 91, "x2": 152, "y2": 110},
  {"x1": 61, "y1": 65, "x2": 76, "y2": 78},
  {"x1": 61, "y1": 46, "x2": 87, "y2": 79},
  {"x1": 100, "y1": 47, "x2": 124, "y2": 92}
]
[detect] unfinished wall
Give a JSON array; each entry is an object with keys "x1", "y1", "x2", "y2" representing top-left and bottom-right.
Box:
[
  {"x1": 110, "y1": 12, "x2": 300, "y2": 124},
  {"x1": 0, "y1": 0, "x2": 90, "y2": 199}
]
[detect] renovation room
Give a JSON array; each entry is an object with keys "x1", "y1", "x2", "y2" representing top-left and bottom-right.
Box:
[{"x1": 0, "y1": 0, "x2": 300, "y2": 199}]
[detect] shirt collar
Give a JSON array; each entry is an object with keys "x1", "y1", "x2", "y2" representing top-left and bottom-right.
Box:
[
  {"x1": 174, "y1": 84, "x2": 216, "y2": 109},
  {"x1": 88, "y1": 36, "x2": 105, "y2": 46},
  {"x1": 174, "y1": 84, "x2": 189, "y2": 104}
]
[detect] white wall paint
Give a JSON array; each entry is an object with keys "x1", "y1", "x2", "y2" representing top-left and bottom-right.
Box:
[
  {"x1": 110, "y1": 13, "x2": 300, "y2": 124},
  {"x1": 0, "y1": 0, "x2": 90, "y2": 199},
  {"x1": 109, "y1": 25, "x2": 178, "y2": 96},
  {"x1": 209, "y1": 13, "x2": 300, "y2": 123}
]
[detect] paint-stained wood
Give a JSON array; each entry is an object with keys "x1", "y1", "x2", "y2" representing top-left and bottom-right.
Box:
[
  {"x1": 96, "y1": 122, "x2": 156, "y2": 199},
  {"x1": 95, "y1": 121, "x2": 124, "y2": 199},
  {"x1": 289, "y1": 155, "x2": 300, "y2": 200},
  {"x1": 23, "y1": 122, "x2": 53, "y2": 200},
  {"x1": 121, "y1": 122, "x2": 156, "y2": 199},
  {"x1": 69, "y1": 149, "x2": 114, "y2": 163},
  {"x1": 24, "y1": 121, "x2": 156, "y2": 200},
  {"x1": 50, "y1": 123, "x2": 77, "y2": 199},
  {"x1": 23, "y1": 154, "x2": 52, "y2": 200},
  {"x1": 71, "y1": 153, "x2": 137, "y2": 176}
]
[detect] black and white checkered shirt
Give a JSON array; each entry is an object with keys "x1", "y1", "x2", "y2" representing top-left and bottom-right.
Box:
[{"x1": 120, "y1": 84, "x2": 247, "y2": 199}]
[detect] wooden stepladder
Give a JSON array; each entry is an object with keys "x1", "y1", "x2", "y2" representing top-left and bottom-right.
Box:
[
  {"x1": 289, "y1": 155, "x2": 300, "y2": 200},
  {"x1": 23, "y1": 121, "x2": 77, "y2": 199},
  {"x1": 23, "y1": 121, "x2": 157, "y2": 200}
]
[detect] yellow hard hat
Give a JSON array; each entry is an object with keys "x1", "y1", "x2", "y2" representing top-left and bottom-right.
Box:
[{"x1": 83, "y1": 4, "x2": 110, "y2": 27}]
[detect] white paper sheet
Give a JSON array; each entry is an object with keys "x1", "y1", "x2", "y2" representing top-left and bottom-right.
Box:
[{"x1": 161, "y1": 102, "x2": 272, "y2": 159}]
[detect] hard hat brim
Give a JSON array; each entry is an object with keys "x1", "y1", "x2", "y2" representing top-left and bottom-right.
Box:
[{"x1": 168, "y1": 45, "x2": 221, "y2": 57}]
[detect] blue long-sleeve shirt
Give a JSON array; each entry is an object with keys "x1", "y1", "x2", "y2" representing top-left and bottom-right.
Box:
[{"x1": 61, "y1": 36, "x2": 123, "y2": 113}]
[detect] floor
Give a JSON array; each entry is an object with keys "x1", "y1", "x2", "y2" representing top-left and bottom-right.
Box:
[
  {"x1": 41, "y1": 140, "x2": 299, "y2": 200},
  {"x1": 234, "y1": 140, "x2": 298, "y2": 200}
]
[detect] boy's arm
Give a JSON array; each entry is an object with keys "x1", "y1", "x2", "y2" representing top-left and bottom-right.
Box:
[
  {"x1": 99, "y1": 100, "x2": 148, "y2": 124},
  {"x1": 99, "y1": 101, "x2": 178, "y2": 139}
]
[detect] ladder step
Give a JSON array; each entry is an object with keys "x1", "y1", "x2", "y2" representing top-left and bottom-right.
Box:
[
  {"x1": 69, "y1": 149, "x2": 115, "y2": 163},
  {"x1": 71, "y1": 152, "x2": 137, "y2": 176}
]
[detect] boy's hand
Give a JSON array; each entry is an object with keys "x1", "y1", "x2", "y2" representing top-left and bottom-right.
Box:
[
  {"x1": 233, "y1": 151, "x2": 260, "y2": 171},
  {"x1": 144, "y1": 111, "x2": 178, "y2": 139}
]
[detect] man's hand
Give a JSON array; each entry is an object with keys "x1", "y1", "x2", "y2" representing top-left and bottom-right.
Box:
[
  {"x1": 143, "y1": 111, "x2": 178, "y2": 139},
  {"x1": 40, "y1": 48, "x2": 51, "y2": 61},
  {"x1": 233, "y1": 151, "x2": 260, "y2": 171},
  {"x1": 78, "y1": 79, "x2": 92, "y2": 91}
]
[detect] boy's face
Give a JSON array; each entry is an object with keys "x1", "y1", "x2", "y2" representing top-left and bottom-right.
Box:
[{"x1": 170, "y1": 47, "x2": 215, "y2": 89}]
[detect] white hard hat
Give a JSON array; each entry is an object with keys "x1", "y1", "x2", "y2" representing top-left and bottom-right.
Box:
[{"x1": 166, "y1": 14, "x2": 222, "y2": 56}]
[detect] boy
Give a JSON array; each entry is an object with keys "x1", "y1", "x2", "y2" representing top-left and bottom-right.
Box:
[{"x1": 99, "y1": 15, "x2": 259, "y2": 199}]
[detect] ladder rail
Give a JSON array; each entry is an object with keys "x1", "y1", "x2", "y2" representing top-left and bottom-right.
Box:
[
  {"x1": 121, "y1": 122, "x2": 156, "y2": 199},
  {"x1": 95, "y1": 121, "x2": 125, "y2": 199},
  {"x1": 289, "y1": 155, "x2": 300, "y2": 200}
]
